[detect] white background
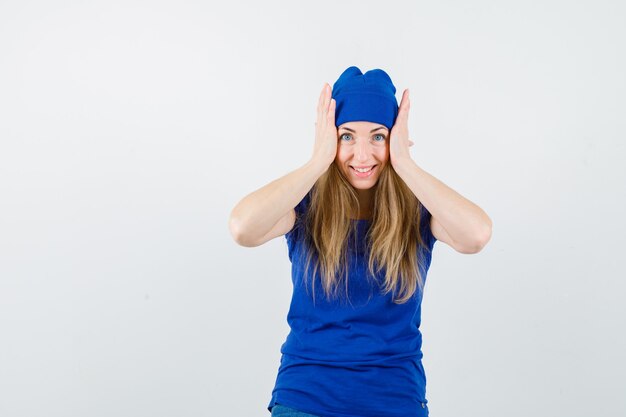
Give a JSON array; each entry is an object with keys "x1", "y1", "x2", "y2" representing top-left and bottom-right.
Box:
[{"x1": 1, "y1": 1, "x2": 625, "y2": 416}]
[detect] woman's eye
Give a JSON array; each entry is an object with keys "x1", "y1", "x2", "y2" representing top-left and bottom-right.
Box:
[{"x1": 339, "y1": 133, "x2": 385, "y2": 141}]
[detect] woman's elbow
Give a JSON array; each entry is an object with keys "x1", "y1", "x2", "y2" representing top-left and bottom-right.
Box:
[
  {"x1": 229, "y1": 213, "x2": 249, "y2": 247},
  {"x1": 473, "y1": 222, "x2": 493, "y2": 253}
]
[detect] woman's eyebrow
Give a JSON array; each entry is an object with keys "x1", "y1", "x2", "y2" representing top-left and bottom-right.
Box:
[{"x1": 339, "y1": 127, "x2": 388, "y2": 133}]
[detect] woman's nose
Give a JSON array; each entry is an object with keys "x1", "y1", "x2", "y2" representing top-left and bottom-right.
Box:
[{"x1": 355, "y1": 140, "x2": 371, "y2": 161}]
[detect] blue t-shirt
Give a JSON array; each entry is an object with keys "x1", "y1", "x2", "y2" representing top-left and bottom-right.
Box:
[{"x1": 268, "y1": 191, "x2": 437, "y2": 417}]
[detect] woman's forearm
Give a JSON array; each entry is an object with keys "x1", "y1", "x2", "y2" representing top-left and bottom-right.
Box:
[
  {"x1": 229, "y1": 158, "x2": 327, "y2": 245},
  {"x1": 393, "y1": 157, "x2": 492, "y2": 250}
]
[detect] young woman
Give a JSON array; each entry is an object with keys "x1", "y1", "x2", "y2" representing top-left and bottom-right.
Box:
[{"x1": 229, "y1": 66, "x2": 492, "y2": 417}]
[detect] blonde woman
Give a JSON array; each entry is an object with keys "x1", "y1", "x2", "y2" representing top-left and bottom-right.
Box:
[{"x1": 229, "y1": 66, "x2": 492, "y2": 417}]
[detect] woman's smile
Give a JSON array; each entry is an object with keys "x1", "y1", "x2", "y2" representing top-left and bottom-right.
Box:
[{"x1": 350, "y1": 165, "x2": 377, "y2": 178}]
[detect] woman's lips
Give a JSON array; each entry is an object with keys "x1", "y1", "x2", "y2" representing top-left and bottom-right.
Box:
[{"x1": 350, "y1": 165, "x2": 377, "y2": 178}]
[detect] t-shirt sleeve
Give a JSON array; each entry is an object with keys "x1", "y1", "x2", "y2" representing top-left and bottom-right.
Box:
[
  {"x1": 420, "y1": 203, "x2": 437, "y2": 249},
  {"x1": 284, "y1": 191, "x2": 312, "y2": 261}
]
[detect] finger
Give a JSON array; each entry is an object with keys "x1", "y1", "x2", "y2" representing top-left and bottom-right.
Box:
[
  {"x1": 397, "y1": 89, "x2": 410, "y2": 122},
  {"x1": 323, "y1": 84, "x2": 332, "y2": 114},
  {"x1": 400, "y1": 89, "x2": 410, "y2": 112},
  {"x1": 317, "y1": 85, "x2": 330, "y2": 124},
  {"x1": 317, "y1": 83, "x2": 326, "y2": 113},
  {"x1": 409, "y1": 140, "x2": 414, "y2": 147},
  {"x1": 407, "y1": 89, "x2": 410, "y2": 111},
  {"x1": 327, "y1": 98, "x2": 336, "y2": 124}
]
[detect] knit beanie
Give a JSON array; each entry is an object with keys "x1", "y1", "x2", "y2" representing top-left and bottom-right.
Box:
[{"x1": 331, "y1": 66, "x2": 399, "y2": 130}]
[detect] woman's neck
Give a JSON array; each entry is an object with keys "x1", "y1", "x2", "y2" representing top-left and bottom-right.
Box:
[{"x1": 354, "y1": 188, "x2": 374, "y2": 220}]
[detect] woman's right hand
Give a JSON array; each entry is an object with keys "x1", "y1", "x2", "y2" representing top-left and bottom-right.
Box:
[{"x1": 311, "y1": 83, "x2": 338, "y2": 171}]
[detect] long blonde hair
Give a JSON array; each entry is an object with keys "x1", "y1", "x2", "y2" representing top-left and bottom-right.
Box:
[{"x1": 296, "y1": 161, "x2": 432, "y2": 305}]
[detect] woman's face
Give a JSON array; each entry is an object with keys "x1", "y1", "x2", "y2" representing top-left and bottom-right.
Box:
[{"x1": 335, "y1": 121, "x2": 389, "y2": 190}]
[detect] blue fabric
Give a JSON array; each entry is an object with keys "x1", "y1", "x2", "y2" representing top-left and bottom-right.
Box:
[
  {"x1": 332, "y1": 66, "x2": 399, "y2": 131},
  {"x1": 271, "y1": 403, "x2": 322, "y2": 417},
  {"x1": 267, "y1": 191, "x2": 436, "y2": 417}
]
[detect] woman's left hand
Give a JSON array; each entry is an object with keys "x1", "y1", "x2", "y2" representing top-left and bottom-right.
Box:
[{"x1": 389, "y1": 88, "x2": 415, "y2": 170}]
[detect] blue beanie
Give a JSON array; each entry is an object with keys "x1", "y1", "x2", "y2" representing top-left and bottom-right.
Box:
[{"x1": 331, "y1": 66, "x2": 399, "y2": 131}]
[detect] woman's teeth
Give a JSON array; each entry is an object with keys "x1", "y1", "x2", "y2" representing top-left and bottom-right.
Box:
[{"x1": 350, "y1": 165, "x2": 376, "y2": 177}]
